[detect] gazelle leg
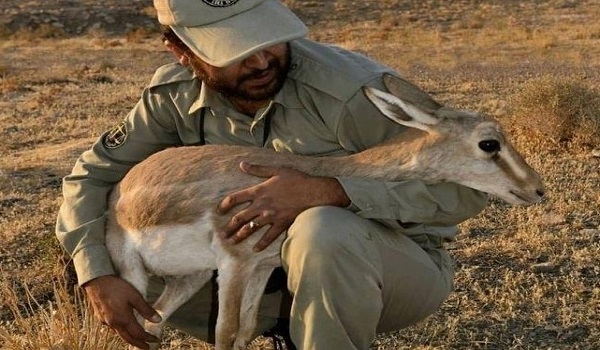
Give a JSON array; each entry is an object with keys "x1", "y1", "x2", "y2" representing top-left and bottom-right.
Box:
[
  {"x1": 214, "y1": 261, "x2": 254, "y2": 350},
  {"x1": 144, "y1": 271, "x2": 213, "y2": 347},
  {"x1": 233, "y1": 266, "x2": 276, "y2": 350}
]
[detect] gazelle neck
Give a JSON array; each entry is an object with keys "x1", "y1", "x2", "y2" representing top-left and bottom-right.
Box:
[{"x1": 298, "y1": 131, "x2": 440, "y2": 182}]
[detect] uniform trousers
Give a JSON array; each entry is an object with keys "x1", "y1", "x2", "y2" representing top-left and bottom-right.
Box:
[{"x1": 148, "y1": 206, "x2": 454, "y2": 350}]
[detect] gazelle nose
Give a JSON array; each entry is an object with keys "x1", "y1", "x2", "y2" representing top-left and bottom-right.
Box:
[{"x1": 536, "y1": 189, "x2": 545, "y2": 198}]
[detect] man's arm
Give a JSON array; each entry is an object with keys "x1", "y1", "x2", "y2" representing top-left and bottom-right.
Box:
[
  {"x1": 56, "y1": 83, "x2": 184, "y2": 349},
  {"x1": 337, "y1": 177, "x2": 488, "y2": 226},
  {"x1": 56, "y1": 89, "x2": 182, "y2": 286}
]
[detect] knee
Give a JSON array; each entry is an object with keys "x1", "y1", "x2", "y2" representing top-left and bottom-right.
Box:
[
  {"x1": 282, "y1": 206, "x2": 370, "y2": 267},
  {"x1": 282, "y1": 207, "x2": 383, "y2": 314},
  {"x1": 286, "y1": 206, "x2": 352, "y2": 254}
]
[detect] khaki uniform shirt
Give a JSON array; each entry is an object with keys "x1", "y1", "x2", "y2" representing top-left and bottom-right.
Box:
[{"x1": 56, "y1": 38, "x2": 488, "y2": 286}]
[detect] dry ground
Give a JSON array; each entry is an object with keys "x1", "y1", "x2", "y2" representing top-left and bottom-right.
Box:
[{"x1": 1, "y1": 0, "x2": 599, "y2": 349}]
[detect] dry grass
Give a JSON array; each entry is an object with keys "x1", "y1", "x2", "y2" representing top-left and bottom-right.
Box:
[
  {"x1": 0, "y1": 272, "x2": 282, "y2": 350},
  {"x1": 1, "y1": 1, "x2": 599, "y2": 349},
  {"x1": 0, "y1": 24, "x2": 67, "y2": 40},
  {"x1": 0, "y1": 275, "x2": 122, "y2": 349},
  {"x1": 0, "y1": 273, "x2": 219, "y2": 349},
  {"x1": 509, "y1": 76, "x2": 600, "y2": 147}
]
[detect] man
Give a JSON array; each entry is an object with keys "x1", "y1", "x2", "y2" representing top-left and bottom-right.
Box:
[{"x1": 56, "y1": 0, "x2": 488, "y2": 349}]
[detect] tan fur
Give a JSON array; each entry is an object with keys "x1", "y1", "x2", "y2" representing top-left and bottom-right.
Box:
[{"x1": 106, "y1": 74, "x2": 545, "y2": 350}]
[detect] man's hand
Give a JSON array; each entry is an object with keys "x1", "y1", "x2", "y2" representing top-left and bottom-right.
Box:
[
  {"x1": 83, "y1": 275, "x2": 162, "y2": 349},
  {"x1": 217, "y1": 162, "x2": 350, "y2": 251}
]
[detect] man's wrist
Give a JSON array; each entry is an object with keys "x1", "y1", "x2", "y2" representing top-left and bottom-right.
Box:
[
  {"x1": 72, "y1": 245, "x2": 117, "y2": 287},
  {"x1": 82, "y1": 274, "x2": 118, "y2": 289},
  {"x1": 322, "y1": 177, "x2": 351, "y2": 207}
]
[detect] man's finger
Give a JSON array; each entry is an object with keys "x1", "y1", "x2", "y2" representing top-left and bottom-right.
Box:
[
  {"x1": 220, "y1": 208, "x2": 255, "y2": 237},
  {"x1": 115, "y1": 326, "x2": 151, "y2": 350},
  {"x1": 131, "y1": 294, "x2": 162, "y2": 324},
  {"x1": 124, "y1": 319, "x2": 161, "y2": 344},
  {"x1": 239, "y1": 161, "x2": 279, "y2": 178},
  {"x1": 227, "y1": 218, "x2": 265, "y2": 244},
  {"x1": 253, "y1": 226, "x2": 286, "y2": 252},
  {"x1": 111, "y1": 307, "x2": 160, "y2": 349},
  {"x1": 217, "y1": 190, "x2": 253, "y2": 214}
]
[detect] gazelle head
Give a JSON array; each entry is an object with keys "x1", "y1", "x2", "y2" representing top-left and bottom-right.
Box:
[{"x1": 364, "y1": 73, "x2": 544, "y2": 205}]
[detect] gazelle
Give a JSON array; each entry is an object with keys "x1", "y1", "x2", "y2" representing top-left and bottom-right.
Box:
[{"x1": 105, "y1": 73, "x2": 544, "y2": 350}]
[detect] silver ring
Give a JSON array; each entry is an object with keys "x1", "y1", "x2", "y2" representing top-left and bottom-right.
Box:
[{"x1": 248, "y1": 220, "x2": 260, "y2": 229}]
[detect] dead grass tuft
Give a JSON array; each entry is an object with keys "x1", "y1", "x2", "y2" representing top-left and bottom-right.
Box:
[
  {"x1": 0, "y1": 76, "x2": 20, "y2": 94},
  {"x1": 0, "y1": 25, "x2": 11, "y2": 39},
  {"x1": 509, "y1": 75, "x2": 600, "y2": 147},
  {"x1": 11, "y1": 24, "x2": 67, "y2": 40},
  {"x1": 0, "y1": 275, "x2": 123, "y2": 349},
  {"x1": 0, "y1": 269, "x2": 268, "y2": 350},
  {"x1": 126, "y1": 27, "x2": 159, "y2": 43}
]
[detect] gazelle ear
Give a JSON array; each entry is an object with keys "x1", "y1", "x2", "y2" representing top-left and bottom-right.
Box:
[
  {"x1": 382, "y1": 73, "x2": 442, "y2": 111},
  {"x1": 363, "y1": 86, "x2": 440, "y2": 132}
]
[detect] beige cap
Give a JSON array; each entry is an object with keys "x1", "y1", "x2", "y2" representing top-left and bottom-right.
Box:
[{"x1": 154, "y1": 0, "x2": 308, "y2": 67}]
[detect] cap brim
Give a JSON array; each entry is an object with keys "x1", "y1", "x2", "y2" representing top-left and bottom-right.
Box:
[{"x1": 171, "y1": 0, "x2": 308, "y2": 67}]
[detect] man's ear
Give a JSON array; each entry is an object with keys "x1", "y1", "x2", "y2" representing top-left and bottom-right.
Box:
[{"x1": 164, "y1": 40, "x2": 190, "y2": 66}]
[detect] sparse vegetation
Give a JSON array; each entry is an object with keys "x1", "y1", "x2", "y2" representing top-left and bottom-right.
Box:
[
  {"x1": 1, "y1": 1, "x2": 599, "y2": 349},
  {"x1": 0, "y1": 275, "x2": 123, "y2": 350},
  {"x1": 510, "y1": 75, "x2": 600, "y2": 147}
]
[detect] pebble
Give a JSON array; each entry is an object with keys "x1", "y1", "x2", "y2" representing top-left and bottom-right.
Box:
[
  {"x1": 580, "y1": 228, "x2": 600, "y2": 236},
  {"x1": 531, "y1": 262, "x2": 559, "y2": 273},
  {"x1": 540, "y1": 212, "x2": 567, "y2": 226}
]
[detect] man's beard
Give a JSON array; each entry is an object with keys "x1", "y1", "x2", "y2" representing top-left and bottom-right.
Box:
[{"x1": 192, "y1": 46, "x2": 291, "y2": 102}]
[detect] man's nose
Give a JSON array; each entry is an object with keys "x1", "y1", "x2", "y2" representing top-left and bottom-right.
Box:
[{"x1": 243, "y1": 51, "x2": 269, "y2": 70}]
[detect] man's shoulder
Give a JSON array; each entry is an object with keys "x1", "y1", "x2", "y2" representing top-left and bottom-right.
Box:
[
  {"x1": 288, "y1": 39, "x2": 394, "y2": 101},
  {"x1": 148, "y1": 62, "x2": 196, "y2": 89}
]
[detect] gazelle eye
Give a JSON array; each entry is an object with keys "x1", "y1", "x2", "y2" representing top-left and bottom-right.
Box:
[{"x1": 479, "y1": 140, "x2": 501, "y2": 153}]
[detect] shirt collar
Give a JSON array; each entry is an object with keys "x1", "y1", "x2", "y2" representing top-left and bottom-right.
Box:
[{"x1": 189, "y1": 80, "x2": 217, "y2": 115}]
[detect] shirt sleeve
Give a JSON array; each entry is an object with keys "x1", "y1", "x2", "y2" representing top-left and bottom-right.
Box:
[
  {"x1": 334, "y1": 76, "x2": 488, "y2": 228},
  {"x1": 337, "y1": 177, "x2": 488, "y2": 226},
  {"x1": 56, "y1": 87, "x2": 183, "y2": 286}
]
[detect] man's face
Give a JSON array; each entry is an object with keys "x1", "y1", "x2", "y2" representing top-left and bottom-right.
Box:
[{"x1": 187, "y1": 43, "x2": 291, "y2": 102}]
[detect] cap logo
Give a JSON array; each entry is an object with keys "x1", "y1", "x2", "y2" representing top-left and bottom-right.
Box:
[{"x1": 201, "y1": 0, "x2": 240, "y2": 7}]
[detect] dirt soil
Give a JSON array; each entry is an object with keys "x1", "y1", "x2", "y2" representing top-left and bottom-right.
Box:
[{"x1": 0, "y1": 0, "x2": 595, "y2": 35}]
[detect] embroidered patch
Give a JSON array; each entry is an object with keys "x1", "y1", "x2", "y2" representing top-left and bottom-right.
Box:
[
  {"x1": 102, "y1": 121, "x2": 128, "y2": 149},
  {"x1": 202, "y1": 0, "x2": 239, "y2": 7}
]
